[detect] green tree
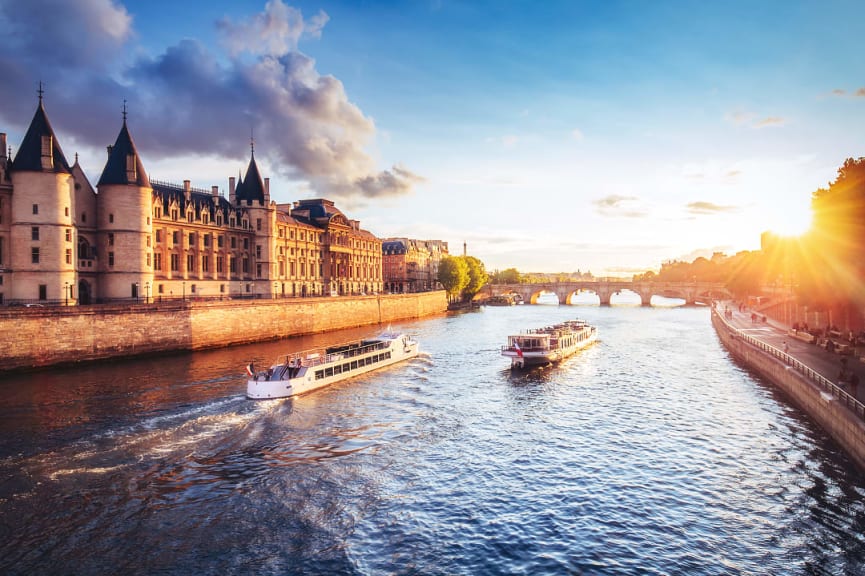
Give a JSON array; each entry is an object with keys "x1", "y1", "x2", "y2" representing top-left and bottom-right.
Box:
[
  {"x1": 438, "y1": 256, "x2": 469, "y2": 302},
  {"x1": 490, "y1": 268, "x2": 521, "y2": 284},
  {"x1": 461, "y1": 256, "x2": 489, "y2": 301}
]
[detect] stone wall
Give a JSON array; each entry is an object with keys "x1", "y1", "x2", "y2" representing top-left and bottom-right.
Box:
[
  {"x1": 0, "y1": 291, "x2": 447, "y2": 371},
  {"x1": 712, "y1": 311, "x2": 865, "y2": 472}
]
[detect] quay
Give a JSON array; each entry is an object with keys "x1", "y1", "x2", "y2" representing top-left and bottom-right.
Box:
[
  {"x1": 0, "y1": 291, "x2": 446, "y2": 373},
  {"x1": 712, "y1": 303, "x2": 865, "y2": 472}
]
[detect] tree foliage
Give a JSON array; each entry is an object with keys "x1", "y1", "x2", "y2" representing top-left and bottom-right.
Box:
[
  {"x1": 437, "y1": 256, "x2": 469, "y2": 301},
  {"x1": 490, "y1": 268, "x2": 521, "y2": 284},
  {"x1": 461, "y1": 256, "x2": 489, "y2": 300}
]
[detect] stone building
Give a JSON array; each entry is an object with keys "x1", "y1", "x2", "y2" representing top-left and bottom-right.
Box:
[
  {"x1": 382, "y1": 237, "x2": 448, "y2": 293},
  {"x1": 0, "y1": 95, "x2": 382, "y2": 305}
]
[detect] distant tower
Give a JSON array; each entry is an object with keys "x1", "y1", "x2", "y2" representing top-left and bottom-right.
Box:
[
  {"x1": 234, "y1": 137, "x2": 273, "y2": 295},
  {"x1": 8, "y1": 87, "x2": 76, "y2": 303},
  {"x1": 96, "y1": 103, "x2": 153, "y2": 300},
  {"x1": 463, "y1": 241, "x2": 467, "y2": 257}
]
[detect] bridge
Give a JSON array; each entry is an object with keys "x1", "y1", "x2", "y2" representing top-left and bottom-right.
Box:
[{"x1": 487, "y1": 281, "x2": 732, "y2": 306}]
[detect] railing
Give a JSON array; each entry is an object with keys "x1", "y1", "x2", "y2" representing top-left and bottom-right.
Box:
[{"x1": 713, "y1": 307, "x2": 865, "y2": 422}]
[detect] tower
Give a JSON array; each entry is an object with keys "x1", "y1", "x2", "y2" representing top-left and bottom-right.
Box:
[
  {"x1": 8, "y1": 89, "x2": 76, "y2": 303},
  {"x1": 234, "y1": 139, "x2": 274, "y2": 295},
  {"x1": 96, "y1": 105, "x2": 153, "y2": 300}
]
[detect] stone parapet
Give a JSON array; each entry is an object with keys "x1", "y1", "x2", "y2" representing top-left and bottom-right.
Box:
[{"x1": 0, "y1": 291, "x2": 447, "y2": 371}]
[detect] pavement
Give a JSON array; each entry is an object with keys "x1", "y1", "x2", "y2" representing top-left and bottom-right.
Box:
[{"x1": 718, "y1": 302, "x2": 865, "y2": 403}]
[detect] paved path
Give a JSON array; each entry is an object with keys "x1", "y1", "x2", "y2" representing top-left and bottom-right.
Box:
[{"x1": 718, "y1": 304, "x2": 865, "y2": 403}]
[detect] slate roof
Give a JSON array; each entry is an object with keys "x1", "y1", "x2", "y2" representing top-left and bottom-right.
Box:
[
  {"x1": 151, "y1": 181, "x2": 234, "y2": 220},
  {"x1": 97, "y1": 120, "x2": 150, "y2": 187},
  {"x1": 235, "y1": 153, "x2": 265, "y2": 203},
  {"x1": 11, "y1": 100, "x2": 71, "y2": 174}
]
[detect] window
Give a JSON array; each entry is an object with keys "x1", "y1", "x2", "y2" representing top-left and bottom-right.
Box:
[
  {"x1": 243, "y1": 238, "x2": 249, "y2": 250},
  {"x1": 217, "y1": 256, "x2": 224, "y2": 273},
  {"x1": 231, "y1": 237, "x2": 236, "y2": 249},
  {"x1": 187, "y1": 254, "x2": 194, "y2": 272},
  {"x1": 65, "y1": 249, "x2": 72, "y2": 264},
  {"x1": 187, "y1": 211, "x2": 193, "y2": 223},
  {"x1": 109, "y1": 214, "x2": 114, "y2": 223},
  {"x1": 31, "y1": 247, "x2": 39, "y2": 264},
  {"x1": 31, "y1": 227, "x2": 39, "y2": 241},
  {"x1": 256, "y1": 218, "x2": 262, "y2": 231},
  {"x1": 216, "y1": 214, "x2": 222, "y2": 226},
  {"x1": 218, "y1": 235, "x2": 224, "y2": 248},
  {"x1": 172, "y1": 231, "x2": 179, "y2": 245},
  {"x1": 146, "y1": 253, "x2": 151, "y2": 267},
  {"x1": 170, "y1": 254, "x2": 179, "y2": 271},
  {"x1": 108, "y1": 252, "x2": 114, "y2": 266},
  {"x1": 204, "y1": 234, "x2": 211, "y2": 248},
  {"x1": 65, "y1": 207, "x2": 69, "y2": 217},
  {"x1": 256, "y1": 263, "x2": 262, "y2": 278},
  {"x1": 230, "y1": 257, "x2": 237, "y2": 273},
  {"x1": 108, "y1": 233, "x2": 114, "y2": 246},
  {"x1": 242, "y1": 257, "x2": 249, "y2": 273},
  {"x1": 32, "y1": 204, "x2": 38, "y2": 215},
  {"x1": 154, "y1": 206, "x2": 162, "y2": 219},
  {"x1": 156, "y1": 229, "x2": 162, "y2": 243},
  {"x1": 188, "y1": 232, "x2": 195, "y2": 246},
  {"x1": 256, "y1": 245, "x2": 262, "y2": 259},
  {"x1": 155, "y1": 253, "x2": 162, "y2": 271},
  {"x1": 202, "y1": 256, "x2": 210, "y2": 272},
  {"x1": 66, "y1": 229, "x2": 71, "y2": 242},
  {"x1": 81, "y1": 212, "x2": 86, "y2": 223},
  {"x1": 147, "y1": 235, "x2": 151, "y2": 247},
  {"x1": 171, "y1": 209, "x2": 178, "y2": 221},
  {"x1": 39, "y1": 284, "x2": 47, "y2": 300}
]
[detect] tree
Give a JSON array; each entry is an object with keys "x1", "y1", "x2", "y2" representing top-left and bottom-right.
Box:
[
  {"x1": 490, "y1": 268, "x2": 521, "y2": 284},
  {"x1": 438, "y1": 256, "x2": 469, "y2": 302},
  {"x1": 461, "y1": 256, "x2": 489, "y2": 301}
]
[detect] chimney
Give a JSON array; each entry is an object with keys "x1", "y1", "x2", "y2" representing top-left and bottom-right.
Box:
[
  {"x1": 264, "y1": 177, "x2": 270, "y2": 202},
  {"x1": 0, "y1": 133, "x2": 6, "y2": 162},
  {"x1": 107, "y1": 145, "x2": 113, "y2": 158},
  {"x1": 183, "y1": 180, "x2": 191, "y2": 201},
  {"x1": 229, "y1": 176, "x2": 236, "y2": 203},
  {"x1": 211, "y1": 185, "x2": 219, "y2": 196}
]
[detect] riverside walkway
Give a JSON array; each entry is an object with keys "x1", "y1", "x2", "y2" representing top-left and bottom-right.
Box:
[{"x1": 717, "y1": 302, "x2": 865, "y2": 405}]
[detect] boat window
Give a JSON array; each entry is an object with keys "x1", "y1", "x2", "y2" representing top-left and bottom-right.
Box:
[
  {"x1": 385, "y1": 351, "x2": 391, "y2": 359},
  {"x1": 325, "y1": 367, "x2": 334, "y2": 377},
  {"x1": 343, "y1": 363, "x2": 350, "y2": 372},
  {"x1": 315, "y1": 370, "x2": 324, "y2": 380},
  {"x1": 351, "y1": 361, "x2": 358, "y2": 370},
  {"x1": 334, "y1": 365, "x2": 342, "y2": 375}
]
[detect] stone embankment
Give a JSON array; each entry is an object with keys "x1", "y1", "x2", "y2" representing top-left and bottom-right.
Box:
[
  {"x1": 0, "y1": 291, "x2": 447, "y2": 372},
  {"x1": 712, "y1": 308, "x2": 865, "y2": 472}
]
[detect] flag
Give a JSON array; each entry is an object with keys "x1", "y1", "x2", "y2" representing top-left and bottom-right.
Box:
[
  {"x1": 246, "y1": 362, "x2": 255, "y2": 377},
  {"x1": 514, "y1": 341, "x2": 523, "y2": 358}
]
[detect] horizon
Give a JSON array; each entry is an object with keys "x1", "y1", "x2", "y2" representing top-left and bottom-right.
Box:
[{"x1": 1, "y1": 0, "x2": 862, "y2": 275}]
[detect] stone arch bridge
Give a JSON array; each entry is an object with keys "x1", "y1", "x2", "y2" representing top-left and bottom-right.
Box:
[{"x1": 487, "y1": 281, "x2": 732, "y2": 306}]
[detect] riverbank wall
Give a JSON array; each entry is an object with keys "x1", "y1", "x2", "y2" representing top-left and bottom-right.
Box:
[
  {"x1": 0, "y1": 291, "x2": 447, "y2": 372},
  {"x1": 712, "y1": 309, "x2": 865, "y2": 472}
]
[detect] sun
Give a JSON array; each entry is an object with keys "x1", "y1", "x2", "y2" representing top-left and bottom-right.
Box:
[{"x1": 769, "y1": 205, "x2": 813, "y2": 237}]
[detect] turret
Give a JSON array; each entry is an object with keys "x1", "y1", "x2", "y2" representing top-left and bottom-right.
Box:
[
  {"x1": 8, "y1": 91, "x2": 76, "y2": 303},
  {"x1": 96, "y1": 106, "x2": 153, "y2": 300}
]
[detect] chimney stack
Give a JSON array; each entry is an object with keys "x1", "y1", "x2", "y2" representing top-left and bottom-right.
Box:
[
  {"x1": 211, "y1": 185, "x2": 219, "y2": 196},
  {"x1": 229, "y1": 176, "x2": 236, "y2": 203},
  {"x1": 0, "y1": 133, "x2": 6, "y2": 161},
  {"x1": 183, "y1": 180, "x2": 191, "y2": 201},
  {"x1": 264, "y1": 177, "x2": 270, "y2": 200}
]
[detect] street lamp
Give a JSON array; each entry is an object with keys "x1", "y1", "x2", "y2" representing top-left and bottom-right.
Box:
[
  {"x1": 145, "y1": 281, "x2": 151, "y2": 304},
  {"x1": 64, "y1": 281, "x2": 69, "y2": 306},
  {"x1": 135, "y1": 282, "x2": 140, "y2": 303},
  {"x1": 182, "y1": 281, "x2": 186, "y2": 301},
  {"x1": 274, "y1": 282, "x2": 279, "y2": 299}
]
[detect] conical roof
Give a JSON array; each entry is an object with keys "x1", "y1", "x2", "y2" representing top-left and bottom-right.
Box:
[
  {"x1": 11, "y1": 99, "x2": 71, "y2": 174},
  {"x1": 97, "y1": 119, "x2": 150, "y2": 187},
  {"x1": 236, "y1": 152, "x2": 265, "y2": 202}
]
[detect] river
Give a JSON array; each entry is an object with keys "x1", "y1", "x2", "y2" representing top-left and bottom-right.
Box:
[{"x1": 1, "y1": 304, "x2": 863, "y2": 575}]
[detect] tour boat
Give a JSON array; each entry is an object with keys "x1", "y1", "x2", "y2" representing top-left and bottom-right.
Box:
[
  {"x1": 246, "y1": 331, "x2": 420, "y2": 399},
  {"x1": 501, "y1": 319, "x2": 597, "y2": 368}
]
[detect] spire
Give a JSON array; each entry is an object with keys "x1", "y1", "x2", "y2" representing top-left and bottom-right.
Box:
[
  {"x1": 235, "y1": 144, "x2": 264, "y2": 203},
  {"x1": 97, "y1": 105, "x2": 150, "y2": 187},
  {"x1": 10, "y1": 90, "x2": 71, "y2": 174}
]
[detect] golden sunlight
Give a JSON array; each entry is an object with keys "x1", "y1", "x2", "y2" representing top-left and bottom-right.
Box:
[{"x1": 768, "y1": 203, "x2": 812, "y2": 237}]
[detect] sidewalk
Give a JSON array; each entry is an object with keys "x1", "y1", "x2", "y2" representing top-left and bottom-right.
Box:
[{"x1": 718, "y1": 303, "x2": 865, "y2": 403}]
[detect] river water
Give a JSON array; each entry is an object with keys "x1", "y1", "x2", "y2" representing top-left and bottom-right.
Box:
[{"x1": 1, "y1": 304, "x2": 864, "y2": 575}]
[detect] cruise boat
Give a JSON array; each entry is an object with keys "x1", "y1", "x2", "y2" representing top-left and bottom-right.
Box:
[
  {"x1": 246, "y1": 331, "x2": 420, "y2": 399},
  {"x1": 501, "y1": 319, "x2": 597, "y2": 368}
]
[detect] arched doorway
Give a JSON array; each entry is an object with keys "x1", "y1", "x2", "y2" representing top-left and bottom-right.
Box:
[{"x1": 78, "y1": 280, "x2": 92, "y2": 305}]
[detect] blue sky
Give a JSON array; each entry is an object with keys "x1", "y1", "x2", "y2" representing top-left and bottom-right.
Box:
[{"x1": 1, "y1": 0, "x2": 863, "y2": 275}]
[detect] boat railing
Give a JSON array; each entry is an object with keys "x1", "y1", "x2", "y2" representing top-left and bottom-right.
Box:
[{"x1": 275, "y1": 339, "x2": 392, "y2": 369}]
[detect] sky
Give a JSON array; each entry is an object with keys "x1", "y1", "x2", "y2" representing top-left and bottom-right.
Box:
[{"x1": 1, "y1": 0, "x2": 863, "y2": 276}]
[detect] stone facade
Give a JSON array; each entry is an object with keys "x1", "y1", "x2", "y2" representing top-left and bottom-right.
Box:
[
  {"x1": 0, "y1": 97, "x2": 383, "y2": 305},
  {"x1": 382, "y1": 238, "x2": 448, "y2": 293}
]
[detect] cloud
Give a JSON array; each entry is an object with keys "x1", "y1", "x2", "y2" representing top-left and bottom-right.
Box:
[
  {"x1": 0, "y1": 0, "x2": 419, "y2": 204},
  {"x1": 753, "y1": 116, "x2": 786, "y2": 128},
  {"x1": 685, "y1": 201, "x2": 740, "y2": 215},
  {"x1": 571, "y1": 128, "x2": 584, "y2": 141},
  {"x1": 593, "y1": 194, "x2": 647, "y2": 218},
  {"x1": 724, "y1": 109, "x2": 787, "y2": 129},
  {"x1": 829, "y1": 87, "x2": 865, "y2": 98}
]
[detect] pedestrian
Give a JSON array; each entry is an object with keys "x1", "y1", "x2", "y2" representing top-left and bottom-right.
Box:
[{"x1": 784, "y1": 341, "x2": 789, "y2": 354}]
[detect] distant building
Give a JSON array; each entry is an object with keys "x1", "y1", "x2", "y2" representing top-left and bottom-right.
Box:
[
  {"x1": 0, "y1": 94, "x2": 382, "y2": 305},
  {"x1": 382, "y1": 238, "x2": 448, "y2": 293}
]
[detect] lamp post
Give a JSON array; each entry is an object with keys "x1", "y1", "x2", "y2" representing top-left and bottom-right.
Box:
[
  {"x1": 135, "y1": 282, "x2": 140, "y2": 303},
  {"x1": 182, "y1": 281, "x2": 186, "y2": 301},
  {"x1": 145, "y1": 281, "x2": 151, "y2": 304},
  {"x1": 274, "y1": 282, "x2": 279, "y2": 299},
  {"x1": 64, "y1": 282, "x2": 69, "y2": 306}
]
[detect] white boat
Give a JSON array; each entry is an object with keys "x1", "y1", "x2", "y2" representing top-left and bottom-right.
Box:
[
  {"x1": 246, "y1": 331, "x2": 420, "y2": 399},
  {"x1": 501, "y1": 319, "x2": 597, "y2": 368}
]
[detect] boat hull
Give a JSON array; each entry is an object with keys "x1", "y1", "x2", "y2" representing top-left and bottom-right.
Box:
[
  {"x1": 247, "y1": 334, "x2": 419, "y2": 399},
  {"x1": 502, "y1": 321, "x2": 597, "y2": 369}
]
